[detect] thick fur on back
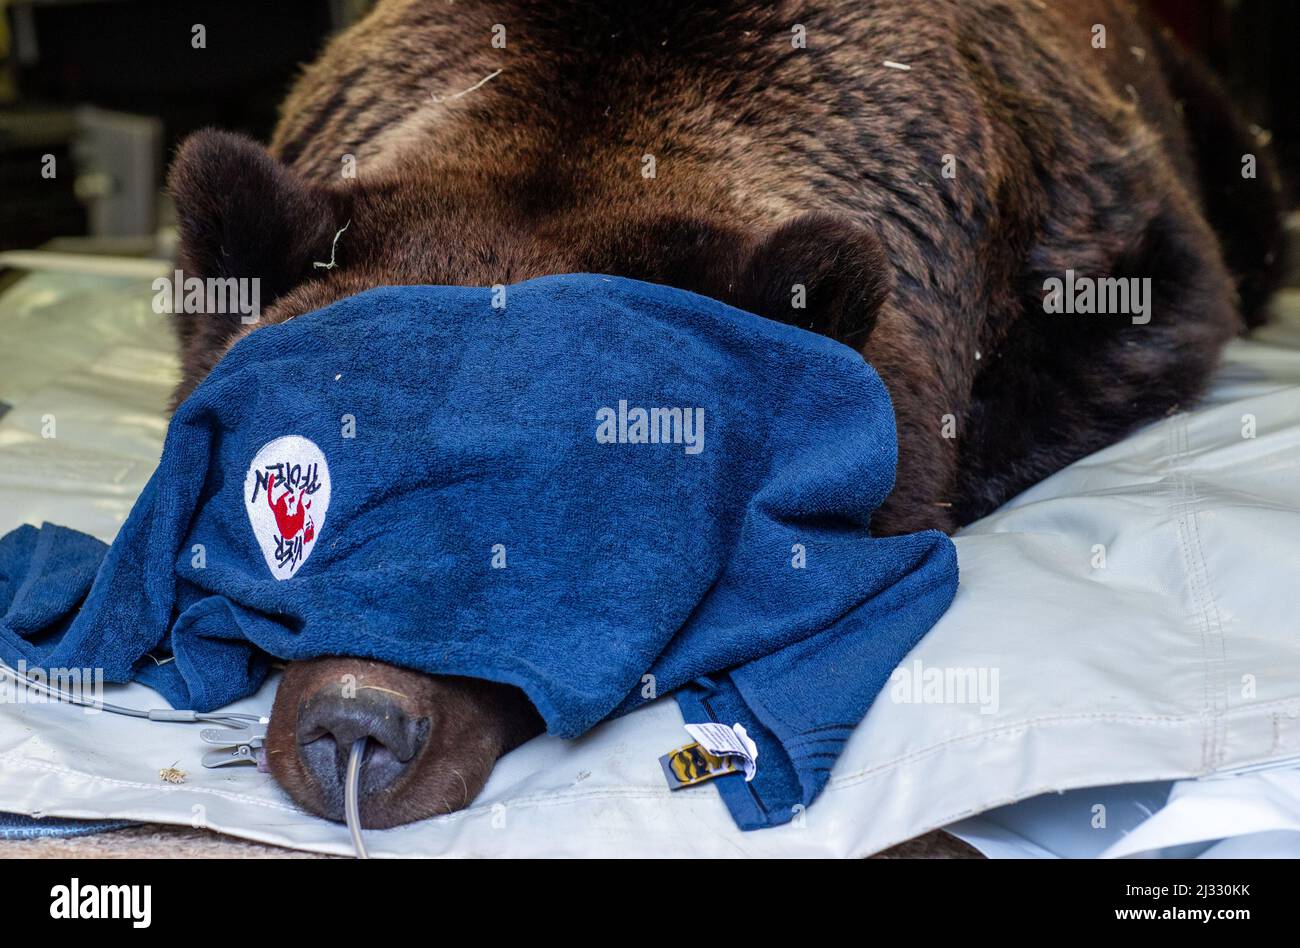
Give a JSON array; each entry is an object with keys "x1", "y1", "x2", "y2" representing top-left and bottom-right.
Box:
[{"x1": 170, "y1": 0, "x2": 1283, "y2": 534}]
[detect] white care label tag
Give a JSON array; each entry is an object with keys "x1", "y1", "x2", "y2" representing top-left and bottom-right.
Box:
[{"x1": 683, "y1": 722, "x2": 758, "y2": 782}]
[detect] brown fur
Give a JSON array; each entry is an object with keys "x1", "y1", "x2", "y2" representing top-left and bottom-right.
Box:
[{"x1": 166, "y1": 0, "x2": 1283, "y2": 827}]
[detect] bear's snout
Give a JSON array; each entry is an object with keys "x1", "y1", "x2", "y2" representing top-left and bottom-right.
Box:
[
  {"x1": 265, "y1": 657, "x2": 544, "y2": 829},
  {"x1": 295, "y1": 684, "x2": 430, "y2": 817}
]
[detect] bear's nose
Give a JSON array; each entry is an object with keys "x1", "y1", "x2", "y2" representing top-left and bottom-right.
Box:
[{"x1": 295, "y1": 685, "x2": 430, "y2": 807}]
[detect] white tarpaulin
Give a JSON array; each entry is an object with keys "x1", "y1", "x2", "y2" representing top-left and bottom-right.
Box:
[{"x1": 1, "y1": 268, "x2": 1298, "y2": 857}]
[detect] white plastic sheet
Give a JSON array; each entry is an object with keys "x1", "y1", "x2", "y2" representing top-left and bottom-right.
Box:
[
  {"x1": 1, "y1": 270, "x2": 1299, "y2": 857},
  {"x1": 949, "y1": 768, "x2": 1300, "y2": 859}
]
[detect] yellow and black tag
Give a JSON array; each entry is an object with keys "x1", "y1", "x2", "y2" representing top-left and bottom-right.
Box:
[{"x1": 659, "y1": 740, "x2": 741, "y2": 790}]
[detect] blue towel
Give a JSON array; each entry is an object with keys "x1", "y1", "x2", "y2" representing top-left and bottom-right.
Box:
[{"x1": 0, "y1": 274, "x2": 957, "y2": 830}]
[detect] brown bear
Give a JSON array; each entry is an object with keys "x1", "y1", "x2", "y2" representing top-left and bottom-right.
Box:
[{"x1": 165, "y1": 0, "x2": 1283, "y2": 828}]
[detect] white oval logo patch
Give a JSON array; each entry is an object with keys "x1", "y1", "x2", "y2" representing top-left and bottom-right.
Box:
[{"x1": 243, "y1": 435, "x2": 331, "y2": 580}]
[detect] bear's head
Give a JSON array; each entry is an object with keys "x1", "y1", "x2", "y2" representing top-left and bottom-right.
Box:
[{"x1": 166, "y1": 127, "x2": 893, "y2": 829}]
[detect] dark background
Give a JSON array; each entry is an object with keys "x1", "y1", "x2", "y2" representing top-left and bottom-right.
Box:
[
  {"x1": 0, "y1": 0, "x2": 351, "y2": 251},
  {"x1": 0, "y1": 0, "x2": 1295, "y2": 253}
]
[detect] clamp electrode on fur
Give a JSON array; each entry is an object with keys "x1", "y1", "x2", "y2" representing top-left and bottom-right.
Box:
[{"x1": 0, "y1": 657, "x2": 374, "y2": 859}]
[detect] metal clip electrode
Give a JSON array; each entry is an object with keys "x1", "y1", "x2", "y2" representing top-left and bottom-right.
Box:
[{"x1": 199, "y1": 725, "x2": 266, "y2": 769}]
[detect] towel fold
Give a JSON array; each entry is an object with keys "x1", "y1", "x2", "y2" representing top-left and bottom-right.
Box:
[{"x1": 0, "y1": 274, "x2": 958, "y2": 829}]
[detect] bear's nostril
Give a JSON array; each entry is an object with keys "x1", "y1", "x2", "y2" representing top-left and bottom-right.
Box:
[{"x1": 295, "y1": 687, "x2": 430, "y2": 802}]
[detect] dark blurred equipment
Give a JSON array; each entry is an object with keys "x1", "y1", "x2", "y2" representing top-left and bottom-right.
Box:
[
  {"x1": 72, "y1": 106, "x2": 161, "y2": 238},
  {"x1": 0, "y1": 0, "x2": 368, "y2": 251},
  {"x1": 0, "y1": 107, "x2": 83, "y2": 248}
]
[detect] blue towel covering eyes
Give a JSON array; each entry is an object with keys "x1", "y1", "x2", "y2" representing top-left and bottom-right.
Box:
[{"x1": 0, "y1": 274, "x2": 958, "y2": 830}]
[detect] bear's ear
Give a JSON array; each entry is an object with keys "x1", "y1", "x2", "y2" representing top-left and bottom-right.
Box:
[
  {"x1": 167, "y1": 129, "x2": 347, "y2": 306},
  {"x1": 737, "y1": 212, "x2": 892, "y2": 347}
]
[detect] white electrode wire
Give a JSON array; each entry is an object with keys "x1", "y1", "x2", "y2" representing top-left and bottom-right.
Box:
[
  {"x1": 3, "y1": 655, "x2": 365, "y2": 855},
  {"x1": 345, "y1": 738, "x2": 370, "y2": 859},
  {"x1": 0, "y1": 657, "x2": 263, "y2": 728}
]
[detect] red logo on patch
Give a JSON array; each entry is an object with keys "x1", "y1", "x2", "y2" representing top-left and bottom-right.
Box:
[
  {"x1": 244, "y1": 436, "x2": 331, "y2": 580},
  {"x1": 266, "y1": 472, "x2": 315, "y2": 543}
]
